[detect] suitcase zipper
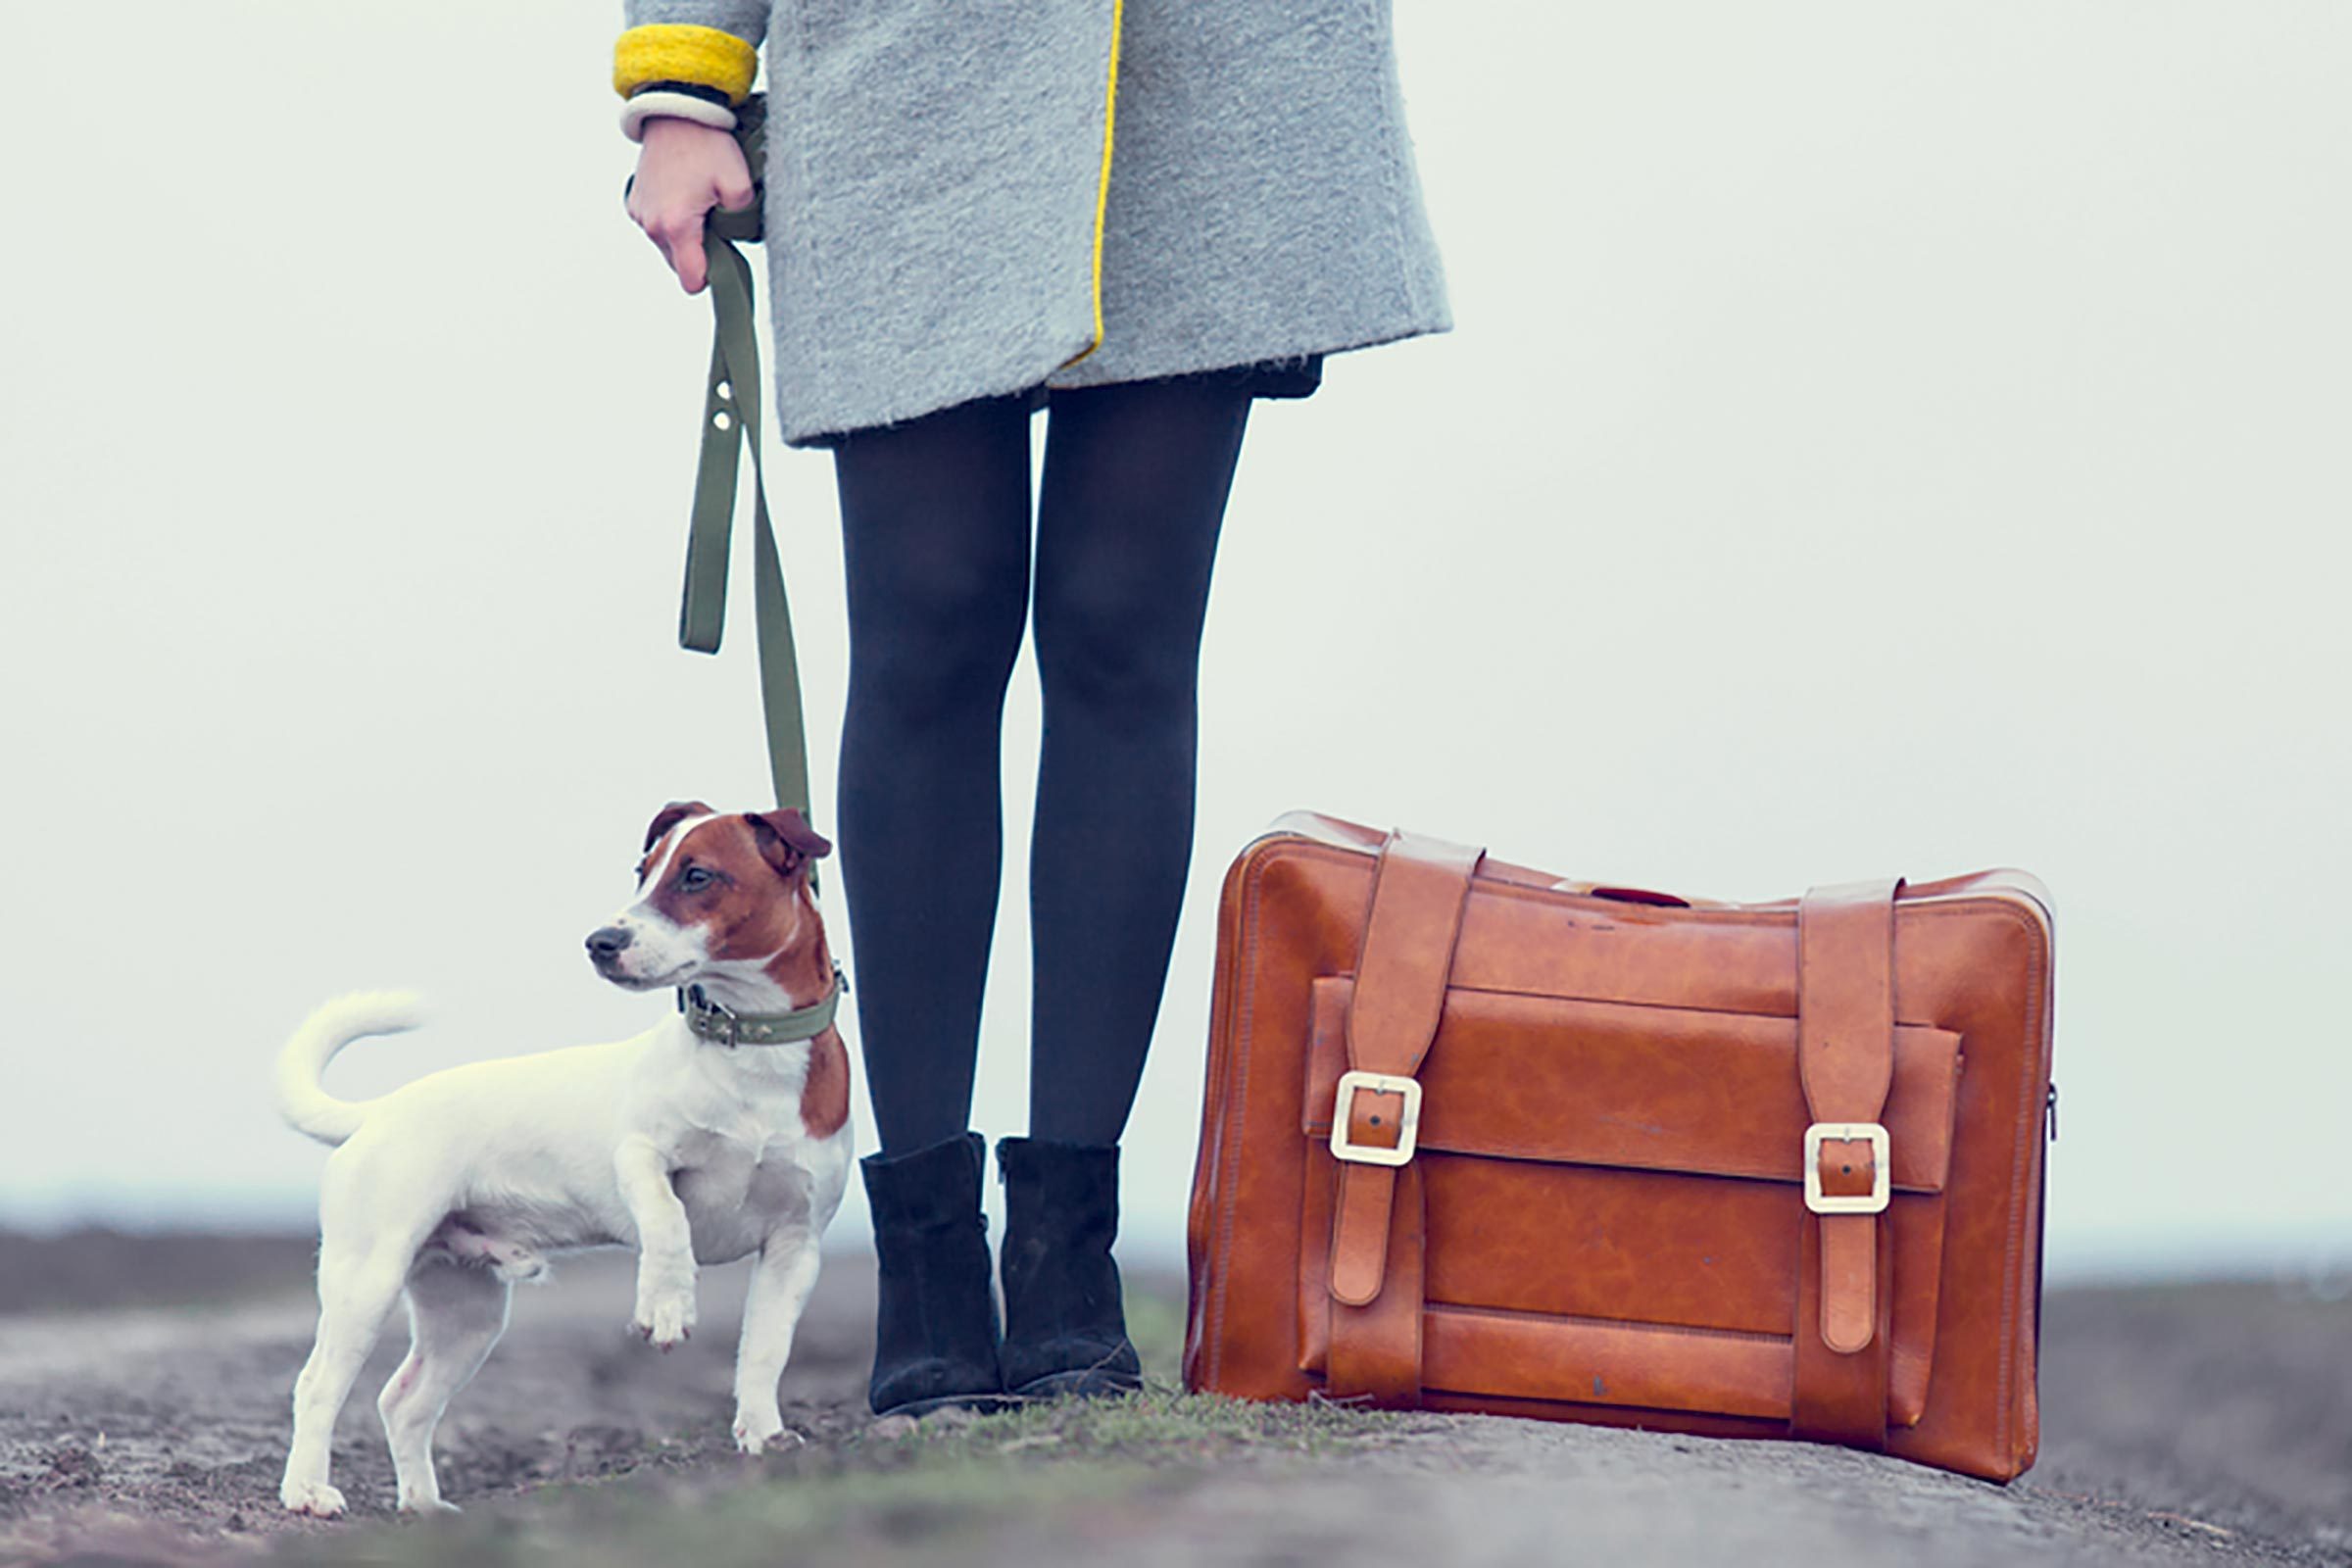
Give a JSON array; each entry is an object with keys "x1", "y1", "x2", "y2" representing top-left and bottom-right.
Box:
[{"x1": 2044, "y1": 1082, "x2": 2059, "y2": 1143}]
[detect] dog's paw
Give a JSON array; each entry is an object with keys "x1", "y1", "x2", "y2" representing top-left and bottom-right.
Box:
[
  {"x1": 733, "y1": 1408, "x2": 802, "y2": 1455},
  {"x1": 629, "y1": 1290, "x2": 697, "y2": 1350},
  {"x1": 397, "y1": 1495, "x2": 462, "y2": 1516},
  {"x1": 280, "y1": 1479, "x2": 348, "y2": 1518}
]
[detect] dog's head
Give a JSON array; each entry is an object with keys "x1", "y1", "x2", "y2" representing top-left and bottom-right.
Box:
[{"x1": 585, "y1": 801, "x2": 833, "y2": 995}]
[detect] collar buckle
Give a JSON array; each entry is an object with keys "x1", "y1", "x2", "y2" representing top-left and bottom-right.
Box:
[{"x1": 681, "y1": 984, "x2": 745, "y2": 1048}]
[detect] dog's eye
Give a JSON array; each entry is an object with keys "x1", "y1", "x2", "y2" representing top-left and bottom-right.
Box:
[{"x1": 679, "y1": 865, "x2": 715, "y2": 893}]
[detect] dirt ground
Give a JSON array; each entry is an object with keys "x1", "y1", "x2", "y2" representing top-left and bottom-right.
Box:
[{"x1": 0, "y1": 1230, "x2": 2344, "y2": 1567}]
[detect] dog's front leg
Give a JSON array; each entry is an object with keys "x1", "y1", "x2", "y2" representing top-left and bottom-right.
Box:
[
  {"x1": 732, "y1": 1229, "x2": 822, "y2": 1453},
  {"x1": 614, "y1": 1136, "x2": 698, "y2": 1348}
]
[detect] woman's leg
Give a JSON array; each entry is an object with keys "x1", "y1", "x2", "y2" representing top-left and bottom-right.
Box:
[
  {"x1": 831, "y1": 392, "x2": 1035, "y2": 1156},
  {"x1": 1026, "y1": 375, "x2": 1253, "y2": 1144},
  {"x1": 1000, "y1": 374, "x2": 1251, "y2": 1398}
]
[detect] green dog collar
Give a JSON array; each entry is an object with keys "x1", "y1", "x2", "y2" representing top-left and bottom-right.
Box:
[{"x1": 678, "y1": 963, "x2": 847, "y2": 1048}]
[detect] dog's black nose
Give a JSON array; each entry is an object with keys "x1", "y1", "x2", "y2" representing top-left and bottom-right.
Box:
[{"x1": 586, "y1": 926, "x2": 633, "y2": 959}]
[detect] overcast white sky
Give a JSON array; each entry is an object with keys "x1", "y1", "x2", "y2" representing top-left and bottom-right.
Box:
[{"x1": 2, "y1": 2, "x2": 2346, "y2": 1284}]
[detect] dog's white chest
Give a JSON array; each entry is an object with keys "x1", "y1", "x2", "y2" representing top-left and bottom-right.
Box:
[
  {"x1": 670, "y1": 1119, "x2": 829, "y2": 1260},
  {"x1": 674, "y1": 1126, "x2": 799, "y2": 1207}
]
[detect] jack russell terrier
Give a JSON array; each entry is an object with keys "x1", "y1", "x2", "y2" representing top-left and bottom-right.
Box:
[{"x1": 272, "y1": 802, "x2": 850, "y2": 1517}]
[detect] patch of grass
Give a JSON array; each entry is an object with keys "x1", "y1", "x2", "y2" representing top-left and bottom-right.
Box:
[
  {"x1": 288, "y1": 1384, "x2": 1409, "y2": 1567},
  {"x1": 1123, "y1": 1280, "x2": 1188, "y2": 1383},
  {"x1": 933, "y1": 1381, "x2": 1406, "y2": 1462}
]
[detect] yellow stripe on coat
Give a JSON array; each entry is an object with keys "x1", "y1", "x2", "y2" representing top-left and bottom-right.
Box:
[
  {"x1": 1057, "y1": 0, "x2": 1125, "y2": 368},
  {"x1": 612, "y1": 24, "x2": 759, "y2": 105}
]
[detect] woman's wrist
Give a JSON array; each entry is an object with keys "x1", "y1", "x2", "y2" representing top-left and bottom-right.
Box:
[{"x1": 621, "y1": 85, "x2": 739, "y2": 144}]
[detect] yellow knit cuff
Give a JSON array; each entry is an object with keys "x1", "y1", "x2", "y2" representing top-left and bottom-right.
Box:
[{"x1": 613, "y1": 24, "x2": 758, "y2": 105}]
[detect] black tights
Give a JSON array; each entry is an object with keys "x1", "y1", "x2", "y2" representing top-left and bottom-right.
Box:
[{"x1": 831, "y1": 377, "x2": 1252, "y2": 1155}]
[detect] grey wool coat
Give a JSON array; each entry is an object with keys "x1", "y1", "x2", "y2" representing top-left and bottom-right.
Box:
[{"x1": 623, "y1": 0, "x2": 1451, "y2": 448}]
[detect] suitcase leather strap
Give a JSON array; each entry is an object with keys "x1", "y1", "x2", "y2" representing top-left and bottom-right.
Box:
[
  {"x1": 1792, "y1": 876, "x2": 1906, "y2": 1447},
  {"x1": 1325, "y1": 828, "x2": 1485, "y2": 1405}
]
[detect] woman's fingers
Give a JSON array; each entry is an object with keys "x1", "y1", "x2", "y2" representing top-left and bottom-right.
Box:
[
  {"x1": 664, "y1": 211, "x2": 710, "y2": 294},
  {"x1": 632, "y1": 204, "x2": 710, "y2": 294},
  {"x1": 715, "y1": 172, "x2": 758, "y2": 216},
  {"x1": 627, "y1": 120, "x2": 753, "y2": 295}
]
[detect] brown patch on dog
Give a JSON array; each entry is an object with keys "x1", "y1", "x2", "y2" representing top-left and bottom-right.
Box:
[
  {"x1": 636, "y1": 801, "x2": 714, "y2": 882},
  {"x1": 642, "y1": 801, "x2": 715, "y2": 854},
  {"x1": 645, "y1": 816, "x2": 801, "y2": 961},
  {"x1": 747, "y1": 808, "x2": 832, "y2": 880},
  {"x1": 643, "y1": 813, "x2": 844, "y2": 1009},
  {"x1": 801, "y1": 1028, "x2": 851, "y2": 1138}
]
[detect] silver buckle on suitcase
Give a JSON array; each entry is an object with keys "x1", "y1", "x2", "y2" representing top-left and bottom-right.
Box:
[
  {"x1": 1330, "y1": 1071, "x2": 1423, "y2": 1166},
  {"x1": 1804, "y1": 1122, "x2": 1891, "y2": 1214}
]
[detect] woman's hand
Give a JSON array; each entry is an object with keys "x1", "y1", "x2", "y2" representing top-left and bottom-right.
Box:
[{"x1": 626, "y1": 119, "x2": 757, "y2": 295}]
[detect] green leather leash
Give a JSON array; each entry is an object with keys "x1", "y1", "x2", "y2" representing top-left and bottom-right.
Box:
[
  {"x1": 630, "y1": 95, "x2": 820, "y2": 894},
  {"x1": 682, "y1": 227, "x2": 809, "y2": 822}
]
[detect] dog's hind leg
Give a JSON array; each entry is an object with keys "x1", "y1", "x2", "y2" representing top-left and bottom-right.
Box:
[
  {"x1": 731, "y1": 1229, "x2": 823, "y2": 1454},
  {"x1": 377, "y1": 1258, "x2": 512, "y2": 1513},
  {"x1": 280, "y1": 1240, "x2": 412, "y2": 1516}
]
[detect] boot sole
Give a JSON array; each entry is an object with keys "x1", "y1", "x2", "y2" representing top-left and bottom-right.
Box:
[{"x1": 1009, "y1": 1368, "x2": 1144, "y2": 1400}]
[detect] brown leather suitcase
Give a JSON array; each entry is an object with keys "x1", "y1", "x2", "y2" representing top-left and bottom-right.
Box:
[{"x1": 1183, "y1": 810, "x2": 2056, "y2": 1481}]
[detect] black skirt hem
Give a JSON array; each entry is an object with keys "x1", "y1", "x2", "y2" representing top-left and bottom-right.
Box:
[{"x1": 802, "y1": 356, "x2": 1324, "y2": 451}]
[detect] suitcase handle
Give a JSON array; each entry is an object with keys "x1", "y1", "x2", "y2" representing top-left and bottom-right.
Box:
[{"x1": 1587, "y1": 884, "x2": 1692, "y2": 908}]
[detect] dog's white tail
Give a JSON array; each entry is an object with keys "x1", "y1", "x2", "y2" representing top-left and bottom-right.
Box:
[{"x1": 274, "y1": 991, "x2": 422, "y2": 1146}]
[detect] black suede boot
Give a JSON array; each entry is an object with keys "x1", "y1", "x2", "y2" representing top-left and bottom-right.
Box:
[
  {"x1": 859, "y1": 1132, "x2": 1011, "y2": 1417},
  {"x1": 996, "y1": 1137, "x2": 1146, "y2": 1398}
]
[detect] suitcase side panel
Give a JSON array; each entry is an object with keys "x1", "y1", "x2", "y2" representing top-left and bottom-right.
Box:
[
  {"x1": 1186, "y1": 835, "x2": 1370, "y2": 1398},
  {"x1": 1883, "y1": 896, "x2": 2054, "y2": 1480}
]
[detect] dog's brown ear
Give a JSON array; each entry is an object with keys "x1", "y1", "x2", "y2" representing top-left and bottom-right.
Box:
[
  {"x1": 748, "y1": 808, "x2": 833, "y2": 879},
  {"x1": 642, "y1": 801, "x2": 714, "y2": 854}
]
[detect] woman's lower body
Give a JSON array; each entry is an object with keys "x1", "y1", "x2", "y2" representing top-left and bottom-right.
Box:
[{"x1": 828, "y1": 370, "x2": 1268, "y2": 1412}]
